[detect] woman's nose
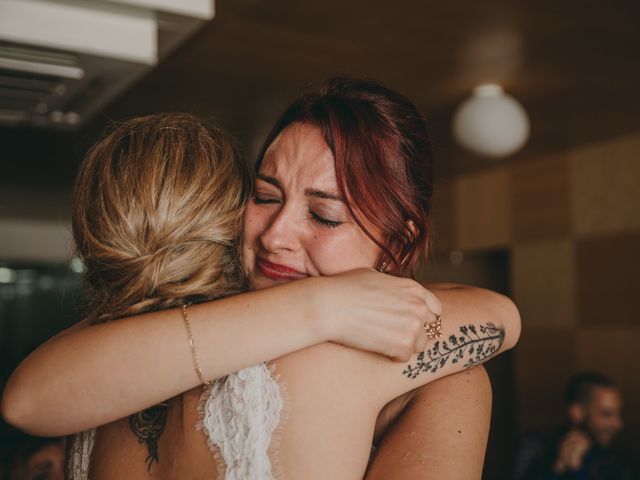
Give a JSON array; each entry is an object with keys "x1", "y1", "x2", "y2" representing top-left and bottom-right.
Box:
[{"x1": 259, "y1": 204, "x2": 302, "y2": 253}]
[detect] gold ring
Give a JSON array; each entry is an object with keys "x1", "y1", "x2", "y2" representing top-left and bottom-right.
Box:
[{"x1": 424, "y1": 313, "x2": 442, "y2": 339}]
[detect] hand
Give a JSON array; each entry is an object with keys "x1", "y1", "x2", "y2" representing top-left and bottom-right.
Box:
[
  {"x1": 309, "y1": 269, "x2": 441, "y2": 361},
  {"x1": 553, "y1": 429, "x2": 592, "y2": 473}
]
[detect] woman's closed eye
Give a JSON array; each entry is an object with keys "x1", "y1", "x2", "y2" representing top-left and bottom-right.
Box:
[
  {"x1": 253, "y1": 194, "x2": 281, "y2": 205},
  {"x1": 309, "y1": 210, "x2": 343, "y2": 228}
]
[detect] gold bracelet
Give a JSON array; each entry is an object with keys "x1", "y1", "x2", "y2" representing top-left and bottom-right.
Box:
[{"x1": 181, "y1": 304, "x2": 213, "y2": 385}]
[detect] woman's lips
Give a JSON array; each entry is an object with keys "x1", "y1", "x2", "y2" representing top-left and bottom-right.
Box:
[{"x1": 257, "y1": 258, "x2": 306, "y2": 280}]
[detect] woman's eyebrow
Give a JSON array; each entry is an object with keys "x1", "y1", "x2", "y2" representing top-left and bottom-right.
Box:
[
  {"x1": 305, "y1": 189, "x2": 343, "y2": 202},
  {"x1": 257, "y1": 173, "x2": 342, "y2": 202},
  {"x1": 256, "y1": 174, "x2": 281, "y2": 188}
]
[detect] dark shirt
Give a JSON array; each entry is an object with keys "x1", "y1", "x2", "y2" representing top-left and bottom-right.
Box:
[{"x1": 515, "y1": 429, "x2": 635, "y2": 480}]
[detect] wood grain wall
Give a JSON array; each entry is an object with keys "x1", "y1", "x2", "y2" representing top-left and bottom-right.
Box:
[{"x1": 421, "y1": 130, "x2": 640, "y2": 452}]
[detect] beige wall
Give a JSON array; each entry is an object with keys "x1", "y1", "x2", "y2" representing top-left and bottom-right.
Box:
[{"x1": 429, "y1": 131, "x2": 640, "y2": 443}]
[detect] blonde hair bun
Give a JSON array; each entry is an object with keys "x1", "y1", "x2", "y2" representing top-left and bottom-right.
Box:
[{"x1": 72, "y1": 113, "x2": 251, "y2": 323}]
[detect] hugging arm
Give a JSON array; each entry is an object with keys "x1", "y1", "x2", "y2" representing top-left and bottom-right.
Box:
[
  {"x1": 367, "y1": 283, "x2": 520, "y2": 403},
  {"x1": 367, "y1": 367, "x2": 493, "y2": 480},
  {"x1": 0, "y1": 270, "x2": 431, "y2": 436},
  {"x1": 1, "y1": 276, "x2": 519, "y2": 441},
  {"x1": 368, "y1": 285, "x2": 518, "y2": 479},
  {"x1": 268, "y1": 286, "x2": 518, "y2": 478}
]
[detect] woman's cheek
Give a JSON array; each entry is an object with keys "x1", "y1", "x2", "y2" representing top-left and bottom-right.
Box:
[
  {"x1": 242, "y1": 204, "x2": 261, "y2": 240},
  {"x1": 240, "y1": 205, "x2": 259, "y2": 267},
  {"x1": 310, "y1": 231, "x2": 375, "y2": 275},
  {"x1": 343, "y1": 229, "x2": 381, "y2": 270}
]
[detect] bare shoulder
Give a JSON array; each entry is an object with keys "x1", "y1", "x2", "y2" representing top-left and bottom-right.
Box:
[
  {"x1": 270, "y1": 342, "x2": 385, "y2": 408},
  {"x1": 264, "y1": 346, "x2": 496, "y2": 479},
  {"x1": 268, "y1": 344, "x2": 382, "y2": 479}
]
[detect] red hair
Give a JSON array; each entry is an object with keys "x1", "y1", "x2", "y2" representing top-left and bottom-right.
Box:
[{"x1": 256, "y1": 78, "x2": 434, "y2": 276}]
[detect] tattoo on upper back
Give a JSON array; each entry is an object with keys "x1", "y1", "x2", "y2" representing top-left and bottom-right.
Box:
[
  {"x1": 403, "y1": 322, "x2": 505, "y2": 379},
  {"x1": 129, "y1": 402, "x2": 169, "y2": 472}
]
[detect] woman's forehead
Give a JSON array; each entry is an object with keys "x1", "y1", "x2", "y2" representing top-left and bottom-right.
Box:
[{"x1": 259, "y1": 123, "x2": 337, "y2": 189}]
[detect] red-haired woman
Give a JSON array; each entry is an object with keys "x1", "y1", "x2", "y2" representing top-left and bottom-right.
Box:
[{"x1": 2, "y1": 78, "x2": 520, "y2": 479}]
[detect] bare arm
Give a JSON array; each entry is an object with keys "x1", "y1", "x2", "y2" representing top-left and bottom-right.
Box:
[
  {"x1": 366, "y1": 367, "x2": 492, "y2": 480},
  {"x1": 267, "y1": 284, "x2": 510, "y2": 480},
  {"x1": 1, "y1": 270, "x2": 433, "y2": 436},
  {"x1": 370, "y1": 285, "x2": 520, "y2": 404},
  {"x1": 264, "y1": 286, "x2": 517, "y2": 478}
]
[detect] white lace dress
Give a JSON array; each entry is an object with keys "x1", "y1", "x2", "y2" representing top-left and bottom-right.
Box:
[{"x1": 67, "y1": 363, "x2": 284, "y2": 480}]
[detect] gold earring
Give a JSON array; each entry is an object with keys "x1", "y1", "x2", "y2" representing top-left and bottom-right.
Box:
[{"x1": 376, "y1": 261, "x2": 388, "y2": 273}]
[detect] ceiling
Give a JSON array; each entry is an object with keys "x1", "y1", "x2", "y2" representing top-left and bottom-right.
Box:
[{"x1": 2, "y1": 0, "x2": 639, "y2": 187}]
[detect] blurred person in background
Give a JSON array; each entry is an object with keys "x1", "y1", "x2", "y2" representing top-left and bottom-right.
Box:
[
  {"x1": 8, "y1": 436, "x2": 64, "y2": 480},
  {"x1": 515, "y1": 371, "x2": 634, "y2": 480}
]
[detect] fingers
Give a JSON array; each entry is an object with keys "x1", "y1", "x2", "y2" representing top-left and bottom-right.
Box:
[
  {"x1": 558, "y1": 430, "x2": 592, "y2": 471},
  {"x1": 424, "y1": 289, "x2": 442, "y2": 315},
  {"x1": 414, "y1": 331, "x2": 428, "y2": 353},
  {"x1": 330, "y1": 271, "x2": 443, "y2": 361},
  {"x1": 389, "y1": 312, "x2": 434, "y2": 362},
  {"x1": 403, "y1": 279, "x2": 441, "y2": 316},
  {"x1": 402, "y1": 287, "x2": 440, "y2": 357}
]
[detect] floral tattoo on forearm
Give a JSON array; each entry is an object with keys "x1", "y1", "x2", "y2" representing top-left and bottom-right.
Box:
[{"x1": 403, "y1": 322, "x2": 505, "y2": 379}]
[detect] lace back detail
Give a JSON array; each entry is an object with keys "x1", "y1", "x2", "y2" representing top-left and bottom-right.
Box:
[
  {"x1": 67, "y1": 428, "x2": 96, "y2": 480},
  {"x1": 199, "y1": 363, "x2": 284, "y2": 480},
  {"x1": 66, "y1": 363, "x2": 284, "y2": 480}
]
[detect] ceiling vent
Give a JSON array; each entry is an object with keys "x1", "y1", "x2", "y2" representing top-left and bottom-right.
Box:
[{"x1": 0, "y1": 0, "x2": 214, "y2": 129}]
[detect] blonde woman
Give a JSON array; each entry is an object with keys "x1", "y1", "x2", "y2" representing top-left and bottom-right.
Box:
[{"x1": 3, "y1": 79, "x2": 520, "y2": 479}]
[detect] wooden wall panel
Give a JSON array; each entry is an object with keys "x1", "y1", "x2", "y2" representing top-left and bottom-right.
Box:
[
  {"x1": 575, "y1": 231, "x2": 640, "y2": 326},
  {"x1": 570, "y1": 133, "x2": 640, "y2": 237},
  {"x1": 512, "y1": 240, "x2": 575, "y2": 328},
  {"x1": 455, "y1": 169, "x2": 510, "y2": 251},
  {"x1": 514, "y1": 328, "x2": 577, "y2": 430},
  {"x1": 510, "y1": 155, "x2": 571, "y2": 241},
  {"x1": 438, "y1": 132, "x2": 640, "y2": 456}
]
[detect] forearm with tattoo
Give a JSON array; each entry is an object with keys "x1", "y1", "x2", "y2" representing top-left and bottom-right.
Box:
[{"x1": 403, "y1": 322, "x2": 505, "y2": 379}]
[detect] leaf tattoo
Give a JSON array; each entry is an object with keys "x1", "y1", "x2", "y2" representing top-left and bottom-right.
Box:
[{"x1": 403, "y1": 322, "x2": 505, "y2": 379}]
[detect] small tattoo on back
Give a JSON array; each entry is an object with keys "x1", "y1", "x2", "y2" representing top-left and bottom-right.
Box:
[
  {"x1": 403, "y1": 322, "x2": 505, "y2": 379},
  {"x1": 129, "y1": 402, "x2": 169, "y2": 472}
]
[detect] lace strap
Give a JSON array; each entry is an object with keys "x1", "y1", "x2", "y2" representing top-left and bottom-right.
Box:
[
  {"x1": 199, "y1": 363, "x2": 284, "y2": 480},
  {"x1": 67, "y1": 428, "x2": 96, "y2": 480}
]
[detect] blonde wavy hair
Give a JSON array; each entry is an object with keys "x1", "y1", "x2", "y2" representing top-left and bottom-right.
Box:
[{"x1": 72, "y1": 113, "x2": 251, "y2": 324}]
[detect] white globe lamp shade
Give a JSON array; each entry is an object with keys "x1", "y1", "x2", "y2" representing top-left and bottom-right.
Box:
[{"x1": 452, "y1": 84, "x2": 530, "y2": 158}]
